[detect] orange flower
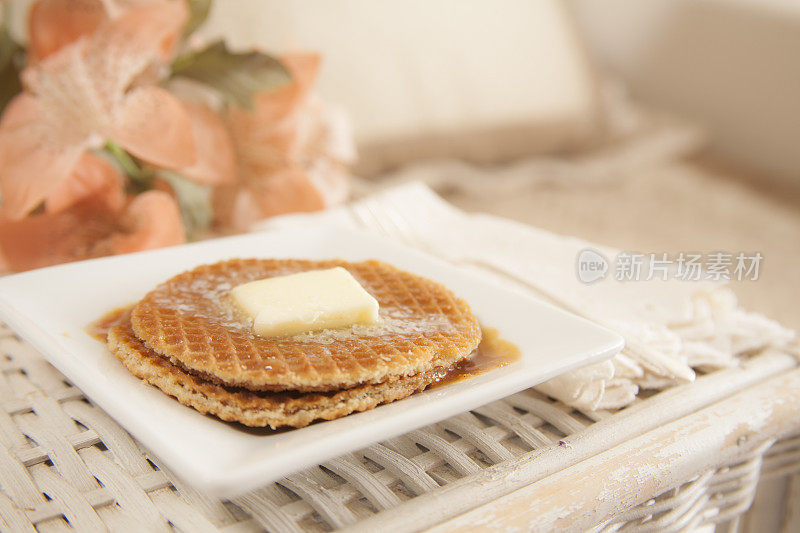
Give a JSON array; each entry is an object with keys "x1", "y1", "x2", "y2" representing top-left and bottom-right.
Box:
[
  {"x1": 27, "y1": 0, "x2": 106, "y2": 62},
  {"x1": 45, "y1": 151, "x2": 125, "y2": 214},
  {"x1": 108, "y1": 190, "x2": 186, "y2": 255},
  {"x1": 0, "y1": 0, "x2": 192, "y2": 220},
  {"x1": 27, "y1": 0, "x2": 183, "y2": 63},
  {"x1": 179, "y1": 101, "x2": 237, "y2": 186},
  {"x1": 215, "y1": 54, "x2": 354, "y2": 230},
  {"x1": 0, "y1": 154, "x2": 185, "y2": 271}
]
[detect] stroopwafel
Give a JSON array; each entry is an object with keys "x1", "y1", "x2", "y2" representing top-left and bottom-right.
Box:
[
  {"x1": 130, "y1": 259, "x2": 481, "y2": 392},
  {"x1": 109, "y1": 318, "x2": 445, "y2": 428}
]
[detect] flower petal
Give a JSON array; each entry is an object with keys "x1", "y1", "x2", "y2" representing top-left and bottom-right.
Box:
[
  {"x1": 225, "y1": 53, "x2": 321, "y2": 149},
  {"x1": 252, "y1": 53, "x2": 321, "y2": 123},
  {"x1": 179, "y1": 102, "x2": 237, "y2": 185},
  {"x1": 0, "y1": 188, "x2": 185, "y2": 271},
  {"x1": 305, "y1": 158, "x2": 350, "y2": 207},
  {"x1": 22, "y1": 0, "x2": 190, "y2": 152},
  {"x1": 211, "y1": 186, "x2": 262, "y2": 233},
  {"x1": 0, "y1": 94, "x2": 84, "y2": 219},
  {"x1": 251, "y1": 168, "x2": 326, "y2": 217},
  {"x1": 0, "y1": 212, "x2": 84, "y2": 271},
  {"x1": 213, "y1": 167, "x2": 325, "y2": 231},
  {"x1": 27, "y1": 0, "x2": 107, "y2": 62},
  {"x1": 0, "y1": 92, "x2": 42, "y2": 128},
  {"x1": 112, "y1": 86, "x2": 196, "y2": 169},
  {"x1": 86, "y1": 1, "x2": 188, "y2": 92},
  {"x1": 0, "y1": 204, "x2": 116, "y2": 271},
  {"x1": 109, "y1": 190, "x2": 186, "y2": 254},
  {"x1": 45, "y1": 152, "x2": 125, "y2": 214}
]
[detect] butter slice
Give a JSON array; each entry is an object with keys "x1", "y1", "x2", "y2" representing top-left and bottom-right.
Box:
[{"x1": 230, "y1": 267, "x2": 380, "y2": 337}]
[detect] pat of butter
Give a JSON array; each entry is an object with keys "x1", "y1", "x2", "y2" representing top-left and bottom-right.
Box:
[{"x1": 230, "y1": 267, "x2": 380, "y2": 337}]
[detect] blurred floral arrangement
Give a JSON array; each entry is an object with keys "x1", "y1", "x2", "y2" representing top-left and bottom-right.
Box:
[{"x1": 0, "y1": 0, "x2": 354, "y2": 271}]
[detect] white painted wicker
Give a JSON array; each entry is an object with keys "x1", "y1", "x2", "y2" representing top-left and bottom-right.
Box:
[{"x1": 1, "y1": 321, "x2": 798, "y2": 532}]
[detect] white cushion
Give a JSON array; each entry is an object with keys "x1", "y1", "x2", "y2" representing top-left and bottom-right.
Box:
[{"x1": 201, "y1": 0, "x2": 603, "y2": 173}]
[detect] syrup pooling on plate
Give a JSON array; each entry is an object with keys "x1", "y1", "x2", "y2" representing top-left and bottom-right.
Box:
[
  {"x1": 87, "y1": 305, "x2": 134, "y2": 342},
  {"x1": 430, "y1": 327, "x2": 521, "y2": 388}
]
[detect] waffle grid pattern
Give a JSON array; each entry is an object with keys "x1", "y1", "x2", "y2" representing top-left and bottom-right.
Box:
[
  {"x1": 2, "y1": 323, "x2": 799, "y2": 532},
  {"x1": 131, "y1": 259, "x2": 481, "y2": 391},
  {"x1": 108, "y1": 319, "x2": 440, "y2": 428}
]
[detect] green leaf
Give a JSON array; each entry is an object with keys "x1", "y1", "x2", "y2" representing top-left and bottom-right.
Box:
[
  {"x1": 99, "y1": 145, "x2": 213, "y2": 238},
  {"x1": 171, "y1": 40, "x2": 291, "y2": 109},
  {"x1": 157, "y1": 170, "x2": 213, "y2": 240},
  {"x1": 183, "y1": 0, "x2": 212, "y2": 38},
  {"x1": 0, "y1": 26, "x2": 23, "y2": 115}
]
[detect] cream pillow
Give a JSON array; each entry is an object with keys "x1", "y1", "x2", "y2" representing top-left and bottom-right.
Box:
[{"x1": 201, "y1": 0, "x2": 603, "y2": 174}]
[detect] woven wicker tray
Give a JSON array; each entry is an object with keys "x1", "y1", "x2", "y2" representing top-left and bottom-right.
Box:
[{"x1": 2, "y1": 320, "x2": 799, "y2": 532}]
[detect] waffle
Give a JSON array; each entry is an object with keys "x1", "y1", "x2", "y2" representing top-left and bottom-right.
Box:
[
  {"x1": 131, "y1": 259, "x2": 481, "y2": 392},
  {"x1": 109, "y1": 319, "x2": 445, "y2": 428}
]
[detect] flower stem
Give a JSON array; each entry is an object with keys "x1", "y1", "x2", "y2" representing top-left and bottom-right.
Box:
[{"x1": 105, "y1": 141, "x2": 152, "y2": 187}]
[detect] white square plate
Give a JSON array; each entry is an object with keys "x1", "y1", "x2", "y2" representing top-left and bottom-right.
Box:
[{"x1": 0, "y1": 227, "x2": 623, "y2": 496}]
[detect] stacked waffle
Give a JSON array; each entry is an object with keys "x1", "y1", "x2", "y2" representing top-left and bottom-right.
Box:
[{"x1": 107, "y1": 259, "x2": 481, "y2": 428}]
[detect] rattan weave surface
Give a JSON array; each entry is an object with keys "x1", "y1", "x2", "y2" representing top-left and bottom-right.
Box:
[{"x1": 1, "y1": 320, "x2": 799, "y2": 532}]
